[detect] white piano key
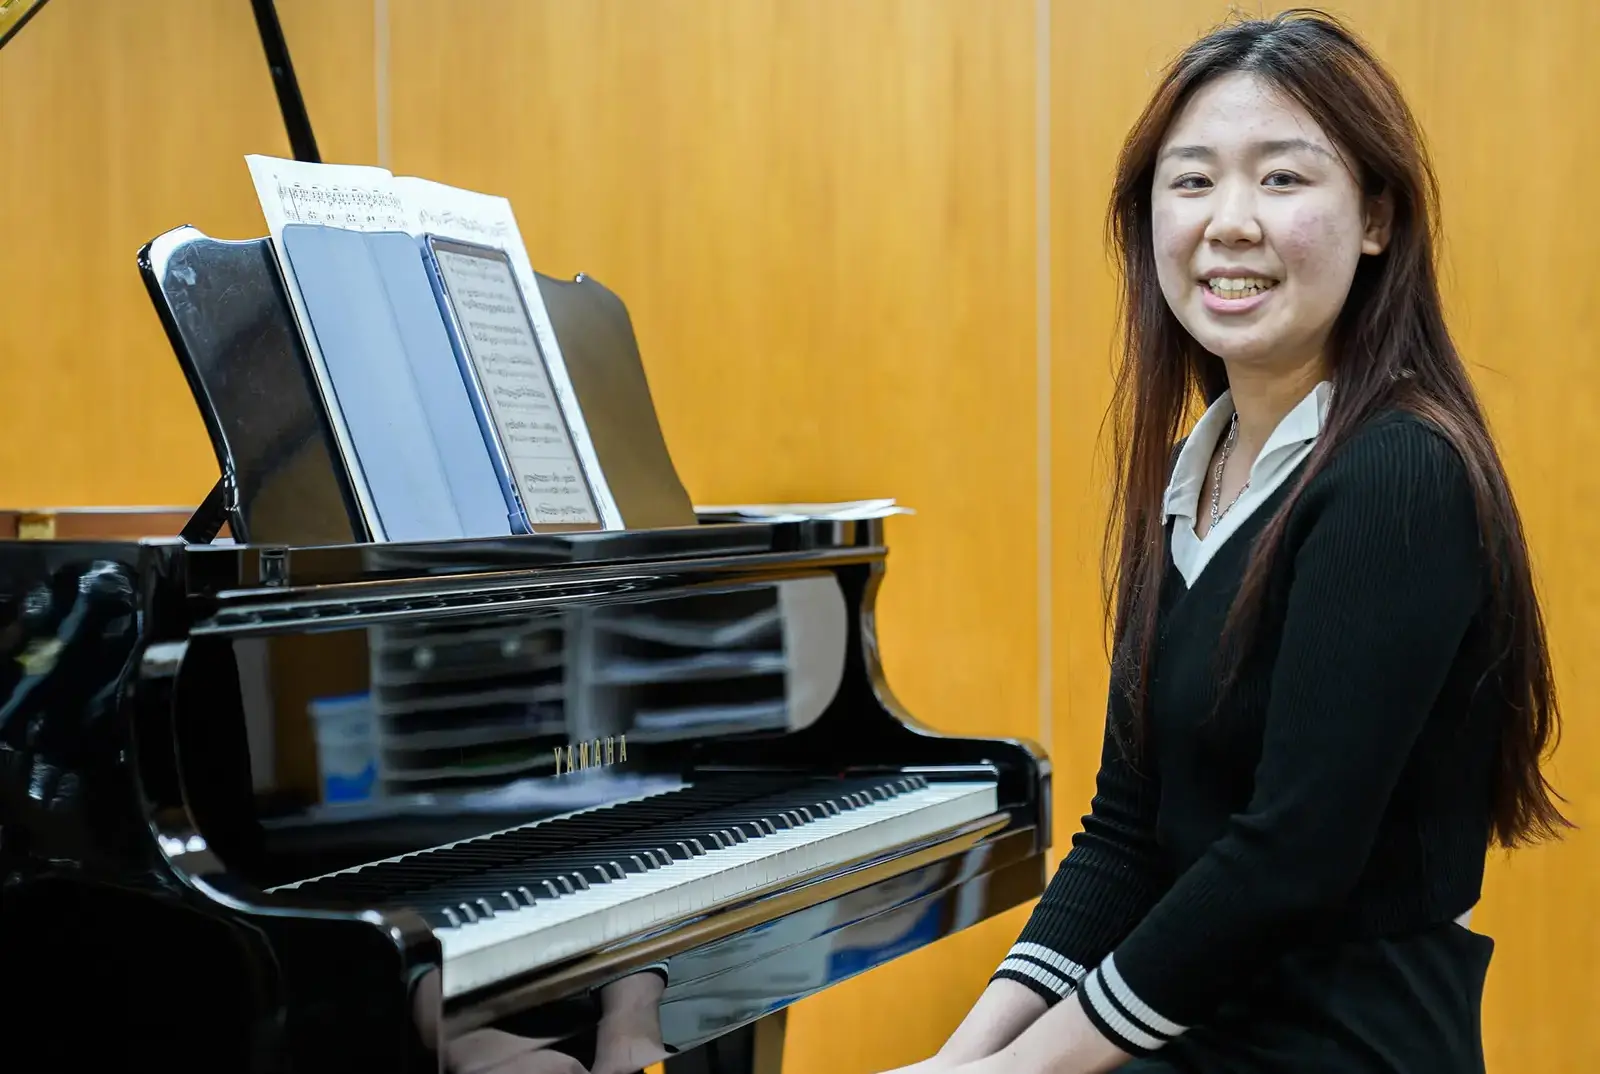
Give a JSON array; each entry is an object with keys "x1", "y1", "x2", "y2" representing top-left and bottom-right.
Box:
[{"x1": 435, "y1": 780, "x2": 996, "y2": 999}]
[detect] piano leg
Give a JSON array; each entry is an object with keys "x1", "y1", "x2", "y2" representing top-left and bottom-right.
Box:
[{"x1": 664, "y1": 1009, "x2": 787, "y2": 1074}]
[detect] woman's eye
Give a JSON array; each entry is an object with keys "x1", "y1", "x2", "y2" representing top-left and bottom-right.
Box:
[
  {"x1": 1263, "y1": 171, "x2": 1303, "y2": 188},
  {"x1": 1172, "y1": 174, "x2": 1212, "y2": 191}
]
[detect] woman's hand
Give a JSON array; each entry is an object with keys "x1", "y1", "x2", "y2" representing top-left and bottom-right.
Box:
[{"x1": 934, "y1": 979, "x2": 1049, "y2": 1064}]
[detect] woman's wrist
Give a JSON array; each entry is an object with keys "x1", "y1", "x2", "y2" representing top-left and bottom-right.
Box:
[
  {"x1": 936, "y1": 979, "x2": 1050, "y2": 1063},
  {"x1": 981, "y1": 991, "x2": 1131, "y2": 1074}
]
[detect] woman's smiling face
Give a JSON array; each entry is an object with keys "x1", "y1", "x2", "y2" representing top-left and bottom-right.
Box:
[{"x1": 1151, "y1": 70, "x2": 1391, "y2": 372}]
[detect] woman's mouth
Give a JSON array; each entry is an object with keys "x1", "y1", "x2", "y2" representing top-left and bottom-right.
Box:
[{"x1": 1199, "y1": 275, "x2": 1278, "y2": 313}]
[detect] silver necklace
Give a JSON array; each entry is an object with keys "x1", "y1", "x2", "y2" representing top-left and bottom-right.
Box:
[{"x1": 1209, "y1": 411, "x2": 1250, "y2": 528}]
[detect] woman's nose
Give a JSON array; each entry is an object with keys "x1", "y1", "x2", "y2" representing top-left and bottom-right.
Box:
[{"x1": 1203, "y1": 182, "x2": 1263, "y2": 246}]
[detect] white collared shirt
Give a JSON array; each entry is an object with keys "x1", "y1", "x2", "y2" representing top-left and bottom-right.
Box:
[{"x1": 1162, "y1": 381, "x2": 1333, "y2": 586}]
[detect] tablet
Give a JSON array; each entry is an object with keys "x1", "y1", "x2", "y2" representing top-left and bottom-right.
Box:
[{"x1": 423, "y1": 236, "x2": 602, "y2": 532}]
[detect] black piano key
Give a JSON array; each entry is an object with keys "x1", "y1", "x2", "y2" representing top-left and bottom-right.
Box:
[
  {"x1": 420, "y1": 861, "x2": 615, "y2": 903},
  {"x1": 409, "y1": 850, "x2": 647, "y2": 906},
  {"x1": 409, "y1": 816, "x2": 794, "y2": 913},
  {"x1": 408, "y1": 848, "x2": 718, "y2": 920},
  {"x1": 408, "y1": 842, "x2": 660, "y2": 900},
  {"x1": 291, "y1": 774, "x2": 939, "y2": 912},
  {"x1": 422, "y1": 906, "x2": 466, "y2": 930},
  {"x1": 292, "y1": 781, "x2": 792, "y2": 900},
  {"x1": 451, "y1": 885, "x2": 540, "y2": 913}
]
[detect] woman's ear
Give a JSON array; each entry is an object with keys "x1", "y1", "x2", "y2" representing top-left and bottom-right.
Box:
[{"x1": 1362, "y1": 188, "x2": 1395, "y2": 256}]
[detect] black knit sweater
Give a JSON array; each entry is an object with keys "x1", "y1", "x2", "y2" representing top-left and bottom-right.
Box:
[{"x1": 993, "y1": 412, "x2": 1502, "y2": 1056}]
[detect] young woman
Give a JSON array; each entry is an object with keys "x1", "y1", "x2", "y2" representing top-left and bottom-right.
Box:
[{"x1": 883, "y1": 10, "x2": 1569, "y2": 1074}]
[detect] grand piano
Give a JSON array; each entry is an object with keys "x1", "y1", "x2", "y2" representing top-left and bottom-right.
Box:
[{"x1": 0, "y1": 3, "x2": 1051, "y2": 1071}]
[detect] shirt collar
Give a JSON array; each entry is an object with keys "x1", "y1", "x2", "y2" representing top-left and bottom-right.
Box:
[{"x1": 1161, "y1": 380, "x2": 1333, "y2": 523}]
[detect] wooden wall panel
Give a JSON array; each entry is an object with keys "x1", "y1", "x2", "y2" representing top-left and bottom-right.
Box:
[
  {"x1": 1050, "y1": 4, "x2": 1599, "y2": 1071},
  {"x1": 0, "y1": 0, "x2": 374, "y2": 510},
  {"x1": 0, "y1": 0, "x2": 279, "y2": 507},
  {"x1": 387, "y1": 3, "x2": 1039, "y2": 1071},
  {"x1": 277, "y1": 0, "x2": 378, "y2": 167}
]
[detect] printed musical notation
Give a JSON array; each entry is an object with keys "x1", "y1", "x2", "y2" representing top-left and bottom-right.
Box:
[
  {"x1": 275, "y1": 179, "x2": 408, "y2": 231},
  {"x1": 492, "y1": 384, "x2": 550, "y2": 403},
  {"x1": 247, "y1": 157, "x2": 410, "y2": 236},
  {"x1": 415, "y1": 207, "x2": 513, "y2": 244},
  {"x1": 435, "y1": 248, "x2": 600, "y2": 527}
]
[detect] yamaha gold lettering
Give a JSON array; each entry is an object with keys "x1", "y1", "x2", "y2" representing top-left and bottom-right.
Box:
[{"x1": 554, "y1": 734, "x2": 629, "y2": 776}]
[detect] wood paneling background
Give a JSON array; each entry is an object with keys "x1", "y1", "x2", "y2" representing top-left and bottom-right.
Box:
[
  {"x1": 0, "y1": 0, "x2": 275, "y2": 506},
  {"x1": 1, "y1": 1, "x2": 1593, "y2": 1071}
]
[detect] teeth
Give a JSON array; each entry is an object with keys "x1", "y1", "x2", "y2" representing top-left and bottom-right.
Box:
[{"x1": 1207, "y1": 276, "x2": 1275, "y2": 298}]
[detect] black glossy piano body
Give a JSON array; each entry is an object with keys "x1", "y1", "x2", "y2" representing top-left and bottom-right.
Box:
[{"x1": 0, "y1": 518, "x2": 1050, "y2": 1072}]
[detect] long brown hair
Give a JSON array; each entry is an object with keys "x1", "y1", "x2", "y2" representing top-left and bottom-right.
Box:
[{"x1": 1102, "y1": 8, "x2": 1570, "y2": 847}]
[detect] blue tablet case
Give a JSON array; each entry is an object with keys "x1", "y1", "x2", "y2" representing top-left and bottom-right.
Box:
[{"x1": 280, "y1": 224, "x2": 519, "y2": 541}]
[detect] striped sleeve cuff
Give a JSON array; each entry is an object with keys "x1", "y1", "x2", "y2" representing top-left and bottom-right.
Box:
[
  {"x1": 1077, "y1": 954, "x2": 1187, "y2": 1056},
  {"x1": 990, "y1": 942, "x2": 1088, "y2": 1007}
]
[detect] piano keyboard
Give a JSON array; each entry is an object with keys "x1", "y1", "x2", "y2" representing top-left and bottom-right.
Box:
[{"x1": 276, "y1": 775, "x2": 997, "y2": 999}]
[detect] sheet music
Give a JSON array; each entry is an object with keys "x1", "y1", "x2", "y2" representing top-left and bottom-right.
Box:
[
  {"x1": 249, "y1": 158, "x2": 408, "y2": 233},
  {"x1": 243, "y1": 155, "x2": 624, "y2": 532},
  {"x1": 432, "y1": 246, "x2": 599, "y2": 527}
]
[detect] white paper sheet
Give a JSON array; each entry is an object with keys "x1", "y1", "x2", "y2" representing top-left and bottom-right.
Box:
[{"x1": 691, "y1": 498, "x2": 914, "y2": 522}]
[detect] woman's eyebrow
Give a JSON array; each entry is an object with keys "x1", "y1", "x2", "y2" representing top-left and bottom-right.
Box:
[
  {"x1": 1160, "y1": 137, "x2": 1337, "y2": 163},
  {"x1": 1255, "y1": 137, "x2": 1338, "y2": 160}
]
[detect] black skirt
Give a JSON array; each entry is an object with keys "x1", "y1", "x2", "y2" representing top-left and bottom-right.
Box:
[{"x1": 1119, "y1": 922, "x2": 1495, "y2": 1074}]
